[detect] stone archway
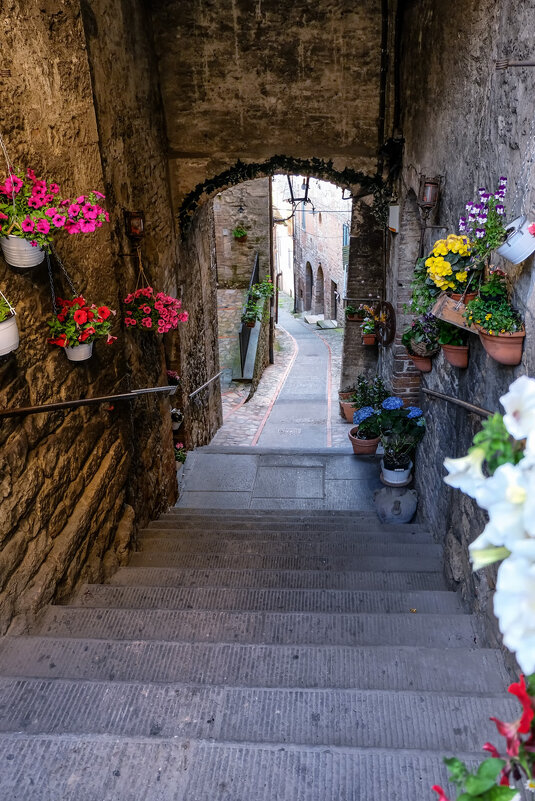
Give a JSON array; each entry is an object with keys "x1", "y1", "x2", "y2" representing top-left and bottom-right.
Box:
[
  {"x1": 305, "y1": 262, "x2": 314, "y2": 311},
  {"x1": 315, "y1": 265, "x2": 325, "y2": 315}
]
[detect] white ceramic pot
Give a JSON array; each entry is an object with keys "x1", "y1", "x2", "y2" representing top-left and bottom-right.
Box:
[
  {"x1": 381, "y1": 459, "x2": 413, "y2": 486},
  {"x1": 64, "y1": 342, "x2": 93, "y2": 362},
  {"x1": 0, "y1": 235, "x2": 45, "y2": 268},
  {"x1": 0, "y1": 313, "x2": 19, "y2": 356},
  {"x1": 496, "y1": 216, "x2": 535, "y2": 265}
]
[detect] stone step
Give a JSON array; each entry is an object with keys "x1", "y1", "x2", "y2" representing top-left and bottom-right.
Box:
[
  {"x1": 0, "y1": 637, "x2": 509, "y2": 691},
  {"x1": 109, "y1": 566, "x2": 448, "y2": 591},
  {"x1": 155, "y1": 514, "x2": 429, "y2": 533},
  {"x1": 0, "y1": 733, "x2": 471, "y2": 801},
  {"x1": 137, "y1": 537, "x2": 441, "y2": 561},
  {"x1": 142, "y1": 526, "x2": 434, "y2": 545},
  {"x1": 129, "y1": 550, "x2": 442, "y2": 572},
  {"x1": 75, "y1": 584, "x2": 464, "y2": 614},
  {"x1": 166, "y1": 508, "x2": 395, "y2": 519},
  {"x1": 0, "y1": 677, "x2": 514, "y2": 752},
  {"x1": 33, "y1": 607, "x2": 479, "y2": 648}
]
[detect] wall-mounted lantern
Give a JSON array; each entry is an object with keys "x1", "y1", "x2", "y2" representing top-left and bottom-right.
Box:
[
  {"x1": 420, "y1": 178, "x2": 440, "y2": 210},
  {"x1": 124, "y1": 210, "x2": 145, "y2": 240}
]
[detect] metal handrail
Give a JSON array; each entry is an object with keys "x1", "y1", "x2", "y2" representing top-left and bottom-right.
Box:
[
  {"x1": 422, "y1": 388, "x2": 492, "y2": 418},
  {"x1": 188, "y1": 370, "x2": 224, "y2": 398},
  {"x1": 0, "y1": 385, "x2": 177, "y2": 419},
  {"x1": 239, "y1": 252, "x2": 260, "y2": 376}
]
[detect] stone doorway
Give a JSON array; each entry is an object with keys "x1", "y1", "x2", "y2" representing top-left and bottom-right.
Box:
[
  {"x1": 305, "y1": 262, "x2": 314, "y2": 311},
  {"x1": 314, "y1": 265, "x2": 325, "y2": 315}
]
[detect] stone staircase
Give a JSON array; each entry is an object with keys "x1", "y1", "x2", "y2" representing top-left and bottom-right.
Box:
[{"x1": 0, "y1": 507, "x2": 516, "y2": 800}]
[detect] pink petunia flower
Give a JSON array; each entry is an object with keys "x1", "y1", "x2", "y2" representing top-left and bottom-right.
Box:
[
  {"x1": 49, "y1": 183, "x2": 60, "y2": 194},
  {"x1": 36, "y1": 219, "x2": 50, "y2": 234},
  {"x1": 52, "y1": 214, "x2": 66, "y2": 228},
  {"x1": 21, "y1": 217, "x2": 35, "y2": 232},
  {"x1": 79, "y1": 219, "x2": 96, "y2": 233},
  {"x1": 44, "y1": 207, "x2": 57, "y2": 218},
  {"x1": 75, "y1": 195, "x2": 85, "y2": 204},
  {"x1": 68, "y1": 203, "x2": 81, "y2": 217}
]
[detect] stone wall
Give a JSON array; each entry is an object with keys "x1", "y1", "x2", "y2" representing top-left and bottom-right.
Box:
[
  {"x1": 0, "y1": 0, "x2": 220, "y2": 634},
  {"x1": 394, "y1": 0, "x2": 535, "y2": 654}
]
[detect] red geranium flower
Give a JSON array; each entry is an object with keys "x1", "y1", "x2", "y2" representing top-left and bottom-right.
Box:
[
  {"x1": 73, "y1": 309, "x2": 88, "y2": 325},
  {"x1": 48, "y1": 334, "x2": 67, "y2": 347},
  {"x1": 98, "y1": 306, "x2": 111, "y2": 320}
]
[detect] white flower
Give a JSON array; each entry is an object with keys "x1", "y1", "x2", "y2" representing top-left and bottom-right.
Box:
[
  {"x1": 443, "y1": 447, "x2": 485, "y2": 498},
  {"x1": 500, "y1": 375, "x2": 535, "y2": 442},
  {"x1": 471, "y1": 462, "x2": 535, "y2": 550},
  {"x1": 494, "y1": 556, "x2": 535, "y2": 674},
  {"x1": 525, "y1": 777, "x2": 535, "y2": 793}
]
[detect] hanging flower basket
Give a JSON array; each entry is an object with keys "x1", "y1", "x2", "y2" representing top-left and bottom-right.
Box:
[
  {"x1": 124, "y1": 286, "x2": 188, "y2": 333},
  {"x1": 0, "y1": 235, "x2": 44, "y2": 269},
  {"x1": 64, "y1": 342, "x2": 93, "y2": 362},
  {"x1": 441, "y1": 343, "x2": 469, "y2": 368},
  {"x1": 478, "y1": 328, "x2": 525, "y2": 366},
  {"x1": 496, "y1": 216, "x2": 535, "y2": 265},
  {"x1": 47, "y1": 296, "x2": 116, "y2": 359},
  {"x1": 0, "y1": 292, "x2": 19, "y2": 356}
]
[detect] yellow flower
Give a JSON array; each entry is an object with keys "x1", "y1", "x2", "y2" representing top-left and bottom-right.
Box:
[
  {"x1": 485, "y1": 314, "x2": 492, "y2": 320},
  {"x1": 456, "y1": 271, "x2": 468, "y2": 282},
  {"x1": 489, "y1": 330, "x2": 494, "y2": 335},
  {"x1": 433, "y1": 243, "x2": 448, "y2": 256}
]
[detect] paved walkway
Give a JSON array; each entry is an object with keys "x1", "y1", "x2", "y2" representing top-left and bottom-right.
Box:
[{"x1": 213, "y1": 297, "x2": 350, "y2": 450}]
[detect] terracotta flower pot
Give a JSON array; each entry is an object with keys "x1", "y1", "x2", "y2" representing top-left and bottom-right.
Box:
[
  {"x1": 441, "y1": 343, "x2": 469, "y2": 368},
  {"x1": 362, "y1": 333, "x2": 376, "y2": 345},
  {"x1": 449, "y1": 292, "x2": 478, "y2": 305},
  {"x1": 234, "y1": 234, "x2": 247, "y2": 243},
  {"x1": 348, "y1": 426, "x2": 380, "y2": 455},
  {"x1": 410, "y1": 353, "x2": 432, "y2": 372},
  {"x1": 244, "y1": 320, "x2": 255, "y2": 328},
  {"x1": 478, "y1": 329, "x2": 525, "y2": 366},
  {"x1": 346, "y1": 314, "x2": 363, "y2": 322},
  {"x1": 338, "y1": 391, "x2": 353, "y2": 401},
  {"x1": 340, "y1": 400, "x2": 356, "y2": 422}
]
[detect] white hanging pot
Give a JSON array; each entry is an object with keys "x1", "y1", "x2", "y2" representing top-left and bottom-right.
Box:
[
  {"x1": 0, "y1": 313, "x2": 19, "y2": 356},
  {"x1": 381, "y1": 459, "x2": 413, "y2": 486},
  {"x1": 64, "y1": 342, "x2": 93, "y2": 362},
  {"x1": 496, "y1": 215, "x2": 535, "y2": 265},
  {"x1": 0, "y1": 235, "x2": 45, "y2": 269}
]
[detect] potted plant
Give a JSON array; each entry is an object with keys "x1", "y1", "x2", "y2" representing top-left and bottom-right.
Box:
[
  {"x1": 232, "y1": 225, "x2": 248, "y2": 242},
  {"x1": 464, "y1": 273, "x2": 525, "y2": 365},
  {"x1": 438, "y1": 321, "x2": 469, "y2": 368},
  {"x1": 459, "y1": 176, "x2": 535, "y2": 265},
  {"x1": 425, "y1": 234, "x2": 480, "y2": 302},
  {"x1": 378, "y1": 397, "x2": 426, "y2": 485},
  {"x1": 401, "y1": 313, "x2": 440, "y2": 372},
  {"x1": 0, "y1": 291, "x2": 19, "y2": 356},
  {"x1": 241, "y1": 298, "x2": 262, "y2": 328},
  {"x1": 348, "y1": 406, "x2": 382, "y2": 455},
  {"x1": 251, "y1": 276, "x2": 275, "y2": 299},
  {"x1": 360, "y1": 317, "x2": 376, "y2": 345},
  {"x1": 340, "y1": 375, "x2": 388, "y2": 422},
  {"x1": 47, "y1": 296, "x2": 117, "y2": 361},
  {"x1": 171, "y1": 408, "x2": 184, "y2": 431},
  {"x1": 0, "y1": 168, "x2": 108, "y2": 269},
  {"x1": 174, "y1": 442, "x2": 187, "y2": 464},
  {"x1": 345, "y1": 305, "x2": 362, "y2": 322},
  {"x1": 123, "y1": 287, "x2": 189, "y2": 333}
]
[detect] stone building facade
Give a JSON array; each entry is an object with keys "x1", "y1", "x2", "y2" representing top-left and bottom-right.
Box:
[{"x1": 292, "y1": 178, "x2": 352, "y2": 322}]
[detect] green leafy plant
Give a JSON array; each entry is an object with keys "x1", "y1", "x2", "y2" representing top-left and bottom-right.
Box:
[
  {"x1": 438, "y1": 322, "x2": 468, "y2": 347},
  {"x1": 353, "y1": 406, "x2": 381, "y2": 438},
  {"x1": 378, "y1": 397, "x2": 426, "y2": 469},
  {"x1": 350, "y1": 375, "x2": 389, "y2": 409},
  {"x1": 464, "y1": 277, "x2": 523, "y2": 334},
  {"x1": 232, "y1": 225, "x2": 248, "y2": 239},
  {"x1": 360, "y1": 317, "x2": 375, "y2": 335},
  {"x1": 241, "y1": 298, "x2": 262, "y2": 325},
  {"x1": 345, "y1": 305, "x2": 362, "y2": 317},
  {"x1": 250, "y1": 276, "x2": 274, "y2": 300},
  {"x1": 404, "y1": 256, "x2": 442, "y2": 315},
  {"x1": 470, "y1": 413, "x2": 525, "y2": 475}
]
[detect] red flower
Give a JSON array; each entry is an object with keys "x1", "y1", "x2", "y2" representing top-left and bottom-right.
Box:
[
  {"x1": 73, "y1": 309, "x2": 88, "y2": 325},
  {"x1": 508, "y1": 675, "x2": 534, "y2": 734},
  {"x1": 432, "y1": 786, "x2": 451, "y2": 801},
  {"x1": 482, "y1": 742, "x2": 501, "y2": 759},
  {"x1": 490, "y1": 716, "x2": 522, "y2": 757},
  {"x1": 48, "y1": 334, "x2": 68, "y2": 347},
  {"x1": 106, "y1": 334, "x2": 117, "y2": 345},
  {"x1": 98, "y1": 306, "x2": 111, "y2": 320},
  {"x1": 79, "y1": 327, "x2": 95, "y2": 342},
  {"x1": 86, "y1": 309, "x2": 95, "y2": 321},
  {"x1": 72, "y1": 296, "x2": 86, "y2": 307}
]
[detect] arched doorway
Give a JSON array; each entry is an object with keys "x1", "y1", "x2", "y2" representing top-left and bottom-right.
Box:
[
  {"x1": 314, "y1": 265, "x2": 325, "y2": 315},
  {"x1": 305, "y1": 262, "x2": 313, "y2": 311}
]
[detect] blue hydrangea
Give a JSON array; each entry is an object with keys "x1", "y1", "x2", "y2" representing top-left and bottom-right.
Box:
[
  {"x1": 406, "y1": 406, "x2": 423, "y2": 419},
  {"x1": 353, "y1": 406, "x2": 375, "y2": 425},
  {"x1": 381, "y1": 396, "x2": 404, "y2": 410}
]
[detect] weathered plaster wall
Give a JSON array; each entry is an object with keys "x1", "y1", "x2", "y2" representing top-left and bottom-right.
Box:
[
  {"x1": 396, "y1": 0, "x2": 535, "y2": 654},
  {"x1": 0, "y1": 0, "x2": 201, "y2": 633}
]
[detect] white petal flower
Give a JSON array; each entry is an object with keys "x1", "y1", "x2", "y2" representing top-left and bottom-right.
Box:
[
  {"x1": 500, "y1": 375, "x2": 535, "y2": 441},
  {"x1": 471, "y1": 463, "x2": 530, "y2": 548},
  {"x1": 494, "y1": 556, "x2": 535, "y2": 674},
  {"x1": 443, "y1": 447, "x2": 485, "y2": 498}
]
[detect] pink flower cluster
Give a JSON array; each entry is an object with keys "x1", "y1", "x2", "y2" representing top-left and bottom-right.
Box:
[
  {"x1": 123, "y1": 286, "x2": 189, "y2": 334},
  {"x1": 0, "y1": 167, "x2": 108, "y2": 249}
]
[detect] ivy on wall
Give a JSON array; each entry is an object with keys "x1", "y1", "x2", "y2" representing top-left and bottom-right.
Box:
[{"x1": 178, "y1": 155, "x2": 386, "y2": 235}]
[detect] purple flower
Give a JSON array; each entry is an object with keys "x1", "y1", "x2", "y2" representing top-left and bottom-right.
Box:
[
  {"x1": 499, "y1": 176, "x2": 507, "y2": 186},
  {"x1": 465, "y1": 203, "x2": 473, "y2": 212},
  {"x1": 459, "y1": 217, "x2": 467, "y2": 232},
  {"x1": 477, "y1": 213, "x2": 488, "y2": 224},
  {"x1": 382, "y1": 396, "x2": 404, "y2": 411},
  {"x1": 496, "y1": 204, "x2": 505, "y2": 215},
  {"x1": 478, "y1": 187, "x2": 487, "y2": 196},
  {"x1": 475, "y1": 228, "x2": 485, "y2": 239},
  {"x1": 468, "y1": 213, "x2": 476, "y2": 222},
  {"x1": 354, "y1": 406, "x2": 375, "y2": 425}
]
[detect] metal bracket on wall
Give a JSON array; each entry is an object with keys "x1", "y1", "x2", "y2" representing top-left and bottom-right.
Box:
[
  {"x1": 496, "y1": 59, "x2": 535, "y2": 70},
  {"x1": 0, "y1": 70, "x2": 11, "y2": 77}
]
